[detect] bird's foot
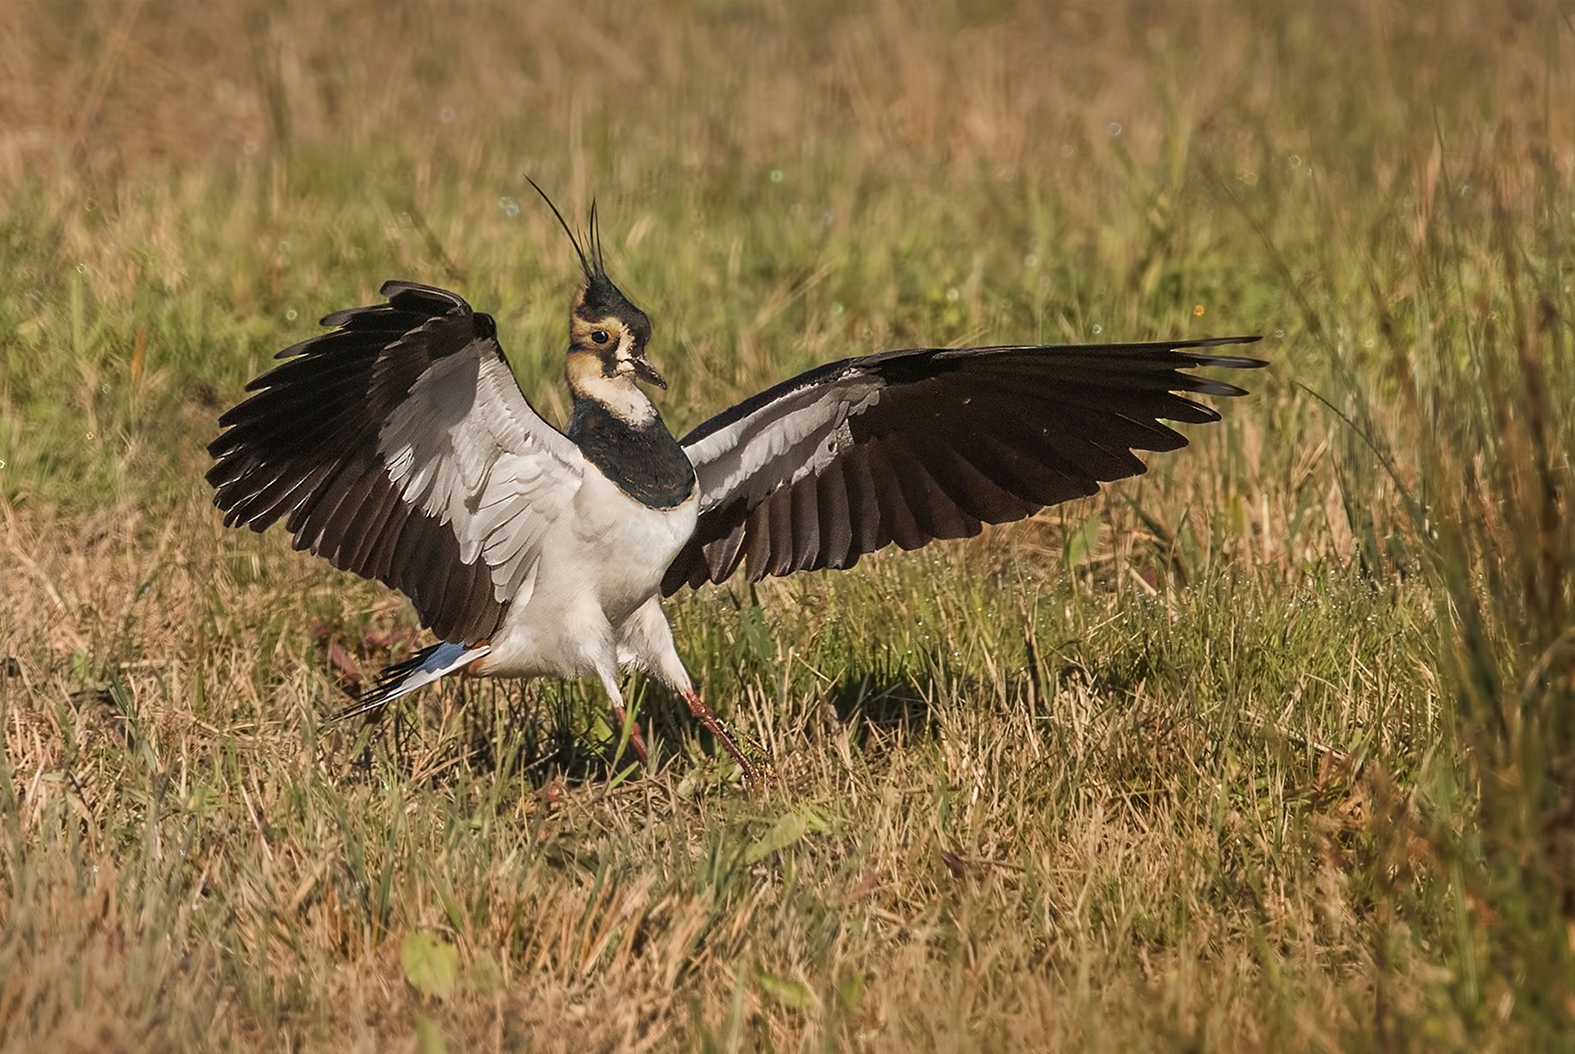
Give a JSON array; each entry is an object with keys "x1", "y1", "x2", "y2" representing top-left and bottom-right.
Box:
[{"x1": 681, "y1": 688, "x2": 760, "y2": 786}]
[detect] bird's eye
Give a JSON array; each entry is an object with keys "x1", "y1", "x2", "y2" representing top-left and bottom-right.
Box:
[{"x1": 592, "y1": 330, "x2": 610, "y2": 345}]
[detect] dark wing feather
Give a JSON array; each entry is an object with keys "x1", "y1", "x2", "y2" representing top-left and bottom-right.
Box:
[
  {"x1": 664, "y1": 336, "x2": 1264, "y2": 594},
  {"x1": 208, "y1": 281, "x2": 585, "y2": 642}
]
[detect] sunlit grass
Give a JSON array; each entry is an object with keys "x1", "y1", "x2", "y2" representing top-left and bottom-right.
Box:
[{"x1": 1, "y1": 2, "x2": 1573, "y2": 1051}]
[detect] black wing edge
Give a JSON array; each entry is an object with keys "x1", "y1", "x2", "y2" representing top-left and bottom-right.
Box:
[
  {"x1": 678, "y1": 335, "x2": 1265, "y2": 449},
  {"x1": 206, "y1": 281, "x2": 508, "y2": 642}
]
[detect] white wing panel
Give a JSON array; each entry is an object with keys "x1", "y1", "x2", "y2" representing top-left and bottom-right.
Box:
[
  {"x1": 683, "y1": 374, "x2": 885, "y2": 514},
  {"x1": 379, "y1": 349, "x2": 585, "y2": 603}
]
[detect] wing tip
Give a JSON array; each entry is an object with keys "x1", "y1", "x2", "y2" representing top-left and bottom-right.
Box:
[
  {"x1": 380, "y1": 280, "x2": 471, "y2": 315},
  {"x1": 1189, "y1": 333, "x2": 1264, "y2": 348}
]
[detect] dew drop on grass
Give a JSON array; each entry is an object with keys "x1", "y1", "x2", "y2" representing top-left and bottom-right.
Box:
[
  {"x1": 1092, "y1": 324, "x2": 1102, "y2": 335},
  {"x1": 1108, "y1": 123, "x2": 1122, "y2": 137},
  {"x1": 500, "y1": 196, "x2": 520, "y2": 218},
  {"x1": 76, "y1": 263, "x2": 86, "y2": 274},
  {"x1": 947, "y1": 287, "x2": 960, "y2": 301},
  {"x1": 770, "y1": 169, "x2": 784, "y2": 183},
  {"x1": 286, "y1": 308, "x2": 298, "y2": 321}
]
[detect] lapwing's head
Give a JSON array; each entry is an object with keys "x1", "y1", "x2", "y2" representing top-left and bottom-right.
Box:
[
  {"x1": 529, "y1": 182, "x2": 666, "y2": 415},
  {"x1": 566, "y1": 261, "x2": 663, "y2": 393}
]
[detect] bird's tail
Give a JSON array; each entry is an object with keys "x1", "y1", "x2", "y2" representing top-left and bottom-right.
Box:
[{"x1": 328, "y1": 641, "x2": 491, "y2": 724}]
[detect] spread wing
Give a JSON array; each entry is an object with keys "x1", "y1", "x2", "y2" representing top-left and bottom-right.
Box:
[
  {"x1": 207, "y1": 281, "x2": 586, "y2": 642},
  {"x1": 663, "y1": 336, "x2": 1265, "y2": 594}
]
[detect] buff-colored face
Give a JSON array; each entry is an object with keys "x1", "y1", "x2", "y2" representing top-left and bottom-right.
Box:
[
  {"x1": 564, "y1": 274, "x2": 666, "y2": 424},
  {"x1": 566, "y1": 290, "x2": 665, "y2": 392}
]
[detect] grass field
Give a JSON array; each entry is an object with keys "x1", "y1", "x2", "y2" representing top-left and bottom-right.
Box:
[{"x1": 2, "y1": 2, "x2": 1573, "y2": 1050}]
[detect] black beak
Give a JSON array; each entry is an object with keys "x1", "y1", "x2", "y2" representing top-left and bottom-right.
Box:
[{"x1": 633, "y1": 356, "x2": 667, "y2": 390}]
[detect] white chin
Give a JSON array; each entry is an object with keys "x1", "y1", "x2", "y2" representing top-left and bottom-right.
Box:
[{"x1": 581, "y1": 372, "x2": 657, "y2": 426}]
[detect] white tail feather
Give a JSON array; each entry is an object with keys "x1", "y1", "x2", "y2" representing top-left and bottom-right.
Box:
[{"x1": 330, "y1": 641, "x2": 492, "y2": 724}]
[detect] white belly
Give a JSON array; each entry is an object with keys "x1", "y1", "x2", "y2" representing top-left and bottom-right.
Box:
[{"x1": 480, "y1": 469, "x2": 697, "y2": 679}]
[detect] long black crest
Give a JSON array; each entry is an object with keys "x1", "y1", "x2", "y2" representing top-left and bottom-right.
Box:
[{"x1": 527, "y1": 178, "x2": 605, "y2": 281}]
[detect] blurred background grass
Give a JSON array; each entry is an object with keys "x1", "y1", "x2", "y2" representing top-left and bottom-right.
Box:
[{"x1": 1, "y1": 2, "x2": 1572, "y2": 1051}]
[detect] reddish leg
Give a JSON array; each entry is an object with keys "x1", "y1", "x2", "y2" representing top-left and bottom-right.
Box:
[
  {"x1": 681, "y1": 688, "x2": 759, "y2": 784},
  {"x1": 606, "y1": 697, "x2": 649, "y2": 767}
]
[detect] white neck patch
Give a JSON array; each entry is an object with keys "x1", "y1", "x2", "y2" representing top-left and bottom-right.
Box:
[{"x1": 577, "y1": 371, "x2": 658, "y2": 426}]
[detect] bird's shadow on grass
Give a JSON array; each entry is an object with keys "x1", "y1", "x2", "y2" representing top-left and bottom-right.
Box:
[
  {"x1": 326, "y1": 667, "x2": 951, "y2": 790},
  {"x1": 331, "y1": 681, "x2": 633, "y2": 790},
  {"x1": 824, "y1": 672, "x2": 939, "y2": 753},
  {"x1": 332, "y1": 679, "x2": 781, "y2": 791}
]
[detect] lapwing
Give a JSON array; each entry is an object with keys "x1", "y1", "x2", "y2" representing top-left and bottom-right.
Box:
[{"x1": 207, "y1": 201, "x2": 1264, "y2": 783}]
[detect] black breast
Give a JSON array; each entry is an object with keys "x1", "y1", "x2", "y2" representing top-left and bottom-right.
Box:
[{"x1": 568, "y1": 400, "x2": 697, "y2": 508}]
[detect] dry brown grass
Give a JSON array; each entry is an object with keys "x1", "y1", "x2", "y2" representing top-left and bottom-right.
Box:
[
  {"x1": 1, "y1": 488, "x2": 1429, "y2": 1051},
  {"x1": 2, "y1": 2, "x2": 1573, "y2": 1051}
]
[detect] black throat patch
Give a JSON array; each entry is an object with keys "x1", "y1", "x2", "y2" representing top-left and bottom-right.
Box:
[{"x1": 568, "y1": 399, "x2": 696, "y2": 509}]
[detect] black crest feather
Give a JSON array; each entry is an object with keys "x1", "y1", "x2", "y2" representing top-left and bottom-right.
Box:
[
  {"x1": 527, "y1": 177, "x2": 604, "y2": 282},
  {"x1": 527, "y1": 178, "x2": 646, "y2": 327}
]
